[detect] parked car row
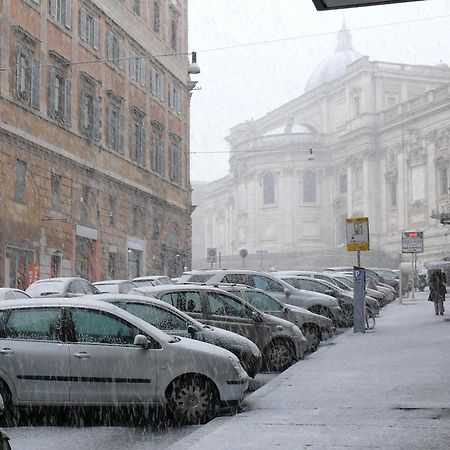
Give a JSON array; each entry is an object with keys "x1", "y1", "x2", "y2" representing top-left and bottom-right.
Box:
[{"x1": 0, "y1": 266, "x2": 396, "y2": 426}]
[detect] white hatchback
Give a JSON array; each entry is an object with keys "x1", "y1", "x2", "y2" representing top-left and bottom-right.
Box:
[{"x1": 0, "y1": 298, "x2": 248, "y2": 424}]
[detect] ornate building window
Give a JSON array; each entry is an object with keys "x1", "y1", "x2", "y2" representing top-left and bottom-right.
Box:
[
  {"x1": 79, "y1": 7, "x2": 99, "y2": 50},
  {"x1": 48, "y1": 51, "x2": 71, "y2": 126},
  {"x1": 303, "y1": 171, "x2": 316, "y2": 203},
  {"x1": 15, "y1": 27, "x2": 40, "y2": 109},
  {"x1": 263, "y1": 172, "x2": 275, "y2": 205},
  {"x1": 79, "y1": 72, "x2": 101, "y2": 142},
  {"x1": 339, "y1": 173, "x2": 347, "y2": 194},
  {"x1": 131, "y1": 109, "x2": 146, "y2": 166},
  {"x1": 168, "y1": 227, "x2": 179, "y2": 248},
  {"x1": 107, "y1": 93, "x2": 124, "y2": 154},
  {"x1": 169, "y1": 134, "x2": 182, "y2": 184},
  {"x1": 151, "y1": 68, "x2": 164, "y2": 101},
  {"x1": 351, "y1": 87, "x2": 361, "y2": 118},
  {"x1": 389, "y1": 178, "x2": 397, "y2": 208},
  {"x1": 49, "y1": 0, "x2": 72, "y2": 29},
  {"x1": 353, "y1": 165, "x2": 363, "y2": 191},
  {"x1": 129, "y1": 47, "x2": 146, "y2": 87},
  {"x1": 170, "y1": 7, "x2": 179, "y2": 51},
  {"x1": 153, "y1": 0, "x2": 160, "y2": 34},
  {"x1": 106, "y1": 28, "x2": 124, "y2": 70},
  {"x1": 152, "y1": 122, "x2": 165, "y2": 175}
]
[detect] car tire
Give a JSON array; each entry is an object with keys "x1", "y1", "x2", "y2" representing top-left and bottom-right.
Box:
[
  {"x1": 0, "y1": 382, "x2": 14, "y2": 427},
  {"x1": 264, "y1": 339, "x2": 295, "y2": 372},
  {"x1": 301, "y1": 324, "x2": 321, "y2": 354},
  {"x1": 167, "y1": 375, "x2": 218, "y2": 425}
]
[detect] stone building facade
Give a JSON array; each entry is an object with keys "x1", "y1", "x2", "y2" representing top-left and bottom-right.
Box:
[
  {"x1": 0, "y1": 0, "x2": 193, "y2": 288},
  {"x1": 192, "y1": 26, "x2": 450, "y2": 269}
]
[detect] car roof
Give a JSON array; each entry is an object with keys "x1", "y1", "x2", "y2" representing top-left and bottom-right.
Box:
[
  {"x1": 93, "y1": 280, "x2": 133, "y2": 285},
  {"x1": 31, "y1": 277, "x2": 85, "y2": 284}
]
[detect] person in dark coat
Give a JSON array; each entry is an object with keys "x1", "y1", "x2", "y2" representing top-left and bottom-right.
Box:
[{"x1": 428, "y1": 269, "x2": 445, "y2": 315}]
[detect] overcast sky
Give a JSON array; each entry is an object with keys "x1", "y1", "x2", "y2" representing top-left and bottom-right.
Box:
[{"x1": 188, "y1": 0, "x2": 450, "y2": 182}]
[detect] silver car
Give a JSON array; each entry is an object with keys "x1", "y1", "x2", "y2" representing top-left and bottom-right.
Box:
[
  {"x1": 131, "y1": 284, "x2": 307, "y2": 372},
  {"x1": 0, "y1": 298, "x2": 248, "y2": 425},
  {"x1": 25, "y1": 277, "x2": 100, "y2": 298},
  {"x1": 216, "y1": 285, "x2": 334, "y2": 354},
  {"x1": 93, "y1": 280, "x2": 137, "y2": 294},
  {"x1": 0, "y1": 288, "x2": 30, "y2": 301},
  {"x1": 89, "y1": 293, "x2": 263, "y2": 377}
]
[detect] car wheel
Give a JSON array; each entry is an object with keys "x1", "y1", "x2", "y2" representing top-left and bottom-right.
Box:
[
  {"x1": 0, "y1": 382, "x2": 14, "y2": 427},
  {"x1": 264, "y1": 339, "x2": 295, "y2": 372},
  {"x1": 167, "y1": 375, "x2": 217, "y2": 425},
  {"x1": 301, "y1": 324, "x2": 321, "y2": 353}
]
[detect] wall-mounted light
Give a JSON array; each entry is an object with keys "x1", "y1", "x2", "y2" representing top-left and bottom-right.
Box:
[
  {"x1": 307, "y1": 148, "x2": 315, "y2": 161},
  {"x1": 188, "y1": 52, "x2": 200, "y2": 75}
]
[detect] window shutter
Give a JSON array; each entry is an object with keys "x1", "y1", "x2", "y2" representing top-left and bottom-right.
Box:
[
  {"x1": 93, "y1": 96, "x2": 101, "y2": 140},
  {"x1": 151, "y1": 69, "x2": 157, "y2": 95},
  {"x1": 80, "y1": 8, "x2": 87, "y2": 41},
  {"x1": 161, "y1": 136, "x2": 165, "y2": 175},
  {"x1": 177, "y1": 144, "x2": 182, "y2": 184},
  {"x1": 107, "y1": 106, "x2": 113, "y2": 148},
  {"x1": 141, "y1": 125, "x2": 146, "y2": 164},
  {"x1": 64, "y1": 78, "x2": 72, "y2": 126},
  {"x1": 131, "y1": 120, "x2": 136, "y2": 159},
  {"x1": 129, "y1": 50, "x2": 136, "y2": 80},
  {"x1": 106, "y1": 30, "x2": 113, "y2": 60},
  {"x1": 118, "y1": 41, "x2": 124, "y2": 70},
  {"x1": 15, "y1": 51, "x2": 22, "y2": 97},
  {"x1": 140, "y1": 59, "x2": 146, "y2": 87},
  {"x1": 65, "y1": 0, "x2": 72, "y2": 29},
  {"x1": 49, "y1": 69, "x2": 56, "y2": 116},
  {"x1": 159, "y1": 75, "x2": 164, "y2": 101},
  {"x1": 119, "y1": 112, "x2": 125, "y2": 154},
  {"x1": 50, "y1": 0, "x2": 57, "y2": 18},
  {"x1": 177, "y1": 89, "x2": 181, "y2": 114},
  {"x1": 93, "y1": 18, "x2": 99, "y2": 50},
  {"x1": 29, "y1": 58, "x2": 41, "y2": 109}
]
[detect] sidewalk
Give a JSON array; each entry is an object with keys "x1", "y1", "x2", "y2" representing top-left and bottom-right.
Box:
[{"x1": 170, "y1": 293, "x2": 450, "y2": 450}]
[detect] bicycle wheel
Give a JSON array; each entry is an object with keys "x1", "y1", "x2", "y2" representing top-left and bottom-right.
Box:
[{"x1": 365, "y1": 309, "x2": 375, "y2": 330}]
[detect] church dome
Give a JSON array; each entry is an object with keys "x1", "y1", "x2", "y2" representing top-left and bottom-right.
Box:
[{"x1": 305, "y1": 23, "x2": 362, "y2": 92}]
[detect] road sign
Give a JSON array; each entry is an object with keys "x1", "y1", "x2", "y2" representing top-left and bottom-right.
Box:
[
  {"x1": 401, "y1": 231, "x2": 424, "y2": 253},
  {"x1": 346, "y1": 217, "x2": 370, "y2": 252},
  {"x1": 206, "y1": 248, "x2": 217, "y2": 263}
]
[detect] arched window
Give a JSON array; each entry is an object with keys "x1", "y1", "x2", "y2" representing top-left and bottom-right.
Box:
[
  {"x1": 263, "y1": 172, "x2": 275, "y2": 205},
  {"x1": 303, "y1": 172, "x2": 316, "y2": 203}
]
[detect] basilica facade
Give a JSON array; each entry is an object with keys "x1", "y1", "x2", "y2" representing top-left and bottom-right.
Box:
[{"x1": 192, "y1": 25, "x2": 450, "y2": 269}]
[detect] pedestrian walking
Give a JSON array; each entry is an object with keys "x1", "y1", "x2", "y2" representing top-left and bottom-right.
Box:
[{"x1": 428, "y1": 269, "x2": 445, "y2": 315}]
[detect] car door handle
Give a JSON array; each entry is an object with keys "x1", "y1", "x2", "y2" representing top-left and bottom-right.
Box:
[
  {"x1": 0, "y1": 348, "x2": 14, "y2": 355},
  {"x1": 74, "y1": 352, "x2": 91, "y2": 359}
]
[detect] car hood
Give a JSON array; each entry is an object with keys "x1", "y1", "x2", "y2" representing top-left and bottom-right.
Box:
[
  {"x1": 169, "y1": 335, "x2": 237, "y2": 361},
  {"x1": 199, "y1": 325, "x2": 261, "y2": 357},
  {"x1": 293, "y1": 289, "x2": 340, "y2": 306},
  {"x1": 284, "y1": 304, "x2": 333, "y2": 327}
]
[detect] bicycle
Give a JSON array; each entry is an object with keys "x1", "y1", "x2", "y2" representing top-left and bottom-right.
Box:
[{"x1": 365, "y1": 306, "x2": 376, "y2": 330}]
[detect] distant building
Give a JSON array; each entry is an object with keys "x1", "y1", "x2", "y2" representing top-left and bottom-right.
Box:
[
  {"x1": 192, "y1": 24, "x2": 450, "y2": 269},
  {"x1": 0, "y1": 0, "x2": 193, "y2": 288}
]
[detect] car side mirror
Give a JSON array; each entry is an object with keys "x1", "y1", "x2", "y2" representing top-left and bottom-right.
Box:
[
  {"x1": 283, "y1": 306, "x2": 289, "y2": 314},
  {"x1": 252, "y1": 311, "x2": 263, "y2": 322},
  {"x1": 187, "y1": 324, "x2": 196, "y2": 336},
  {"x1": 134, "y1": 334, "x2": 149, "y2": 349},
  {"x1": 284, "y1": 289, "x2": 291, "y2": 297}
]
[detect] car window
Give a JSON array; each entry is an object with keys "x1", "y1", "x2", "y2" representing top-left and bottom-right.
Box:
[
  {"x1": 4, "y1": 291, "x2": 14, "y2": 300},
  {"x1": 70, "y1": 308, "x2": 139, "y2": 345},
  {"x1": 206, "y1": 291, "x2": 252, "y2": 319},
  {"x1": 13, "y1": 291, "x2": 30, "y2": 299},
  {"x1": 121, "y1": 282, "x2": 135, "y2": 293},
  {"x1": 124, "y1": 303, "x2": 189, "y2": 331},
  {"x1": 186, "y1": 274, "x2": 214, "y2": 283},
  {"x1": 334, "y1": 278, "x2": 351, "y2": 291},
  {"x1": 80, "y1": 280, "x2": 97, "y2": 294},
  {"x1": 295, "y1": 279, "x2": 315, "y2": 291},
  {"x1": 4, "y1": 307, "x2": 62, "y2": 341},
  {"x1": 282, "y1": 277, "x2": 301, "y2": 289},
  {"x1": 67, "y1": 281, "x2": 80, "y2": 294},
  {"x1": 252, "y1": 275, "x2": 284, "y2": 292},
  {"x1": 160, "y1": 291, "x2": 203, "y2": 313},
  {"x1": 222, "y1": 274, "x2": 253, "y2": 286},
  {"x1": 246, "y1": 291, "x2": 283, "y2": 312},
  {"x1": 309, "y1": 281, "x2": 329, "y2": 294}
]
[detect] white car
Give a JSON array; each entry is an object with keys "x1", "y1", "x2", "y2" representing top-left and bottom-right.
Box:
[
  {"x1": 93, "y1": 280, "x2": 136, "y2": 294},
  {"x1": 132, "y1": 276, "x2": 173, "y2": 287},
  {"x1": 0, "y1": 288, "x2": 30, "y2": 301},
  {"x1": 0, "y1": 298, "x2": 248, "y2": 425}
]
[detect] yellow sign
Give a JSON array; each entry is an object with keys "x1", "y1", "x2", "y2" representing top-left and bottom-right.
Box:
[{"x1": 346, "y1": 217, "x2": 370, "y2": 252}]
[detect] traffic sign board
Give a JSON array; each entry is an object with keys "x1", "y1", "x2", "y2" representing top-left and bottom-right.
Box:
[
  {"x1": 206, "y1": 248, "x2": 217, "y2": 263},
  {"x1": 346, "y1": 217, "x2": 370, "y2": 252},
  {"x1": 401, "y1": 231, "x2": 424, "y2": 253}
]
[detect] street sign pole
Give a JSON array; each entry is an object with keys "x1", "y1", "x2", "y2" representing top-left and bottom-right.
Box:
[
  {"x1": 353, "y1": 266, "x2": 365, "y2": 333},
  {"x1": 357, "y1": 250, "x2": 361, "y2": 267}
]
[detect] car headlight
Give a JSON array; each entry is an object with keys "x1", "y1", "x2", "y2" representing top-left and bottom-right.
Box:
[{"x1": 229, "y1": 356, "x2": 247, "y2": 378}]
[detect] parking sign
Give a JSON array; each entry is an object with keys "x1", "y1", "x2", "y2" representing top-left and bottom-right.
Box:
[{"x1": 402, "y1": 231, "x2": 424, "y2": 253}]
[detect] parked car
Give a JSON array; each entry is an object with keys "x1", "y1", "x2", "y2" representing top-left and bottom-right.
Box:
[
  {"x1": 0, "y1": 288, "x2": 30, "y2": 301},
  {"x1": 177, "y1": 270, "x2": 345, "y2": 326},
  {"x1": 93, "y1": 280, "x2": 136, "y2": 294},
  {"x1": 332, "y1": 274, "x2": 387, "y2": 306},
  {"x1": 90, "y1": 293, "x2": 262, "y2": 377},
  {"x1": 215, "y1": 284, "x2": 334, "y2": 354},
  {"x1": 132, "y1": 276, "x2": 173, "y2": 287},
  {"x1": 279, "y1": 276, "x2": 380, "y2": 320},
  {"x1": 131, "y1": 284, "x2": 307, "y2": 372},
  {"x1": 25, "y1": 277, "x2": 100, "y2": 298},
  {"x1": 0, "y1": 298, "x2": 248, "y2": 425}
]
